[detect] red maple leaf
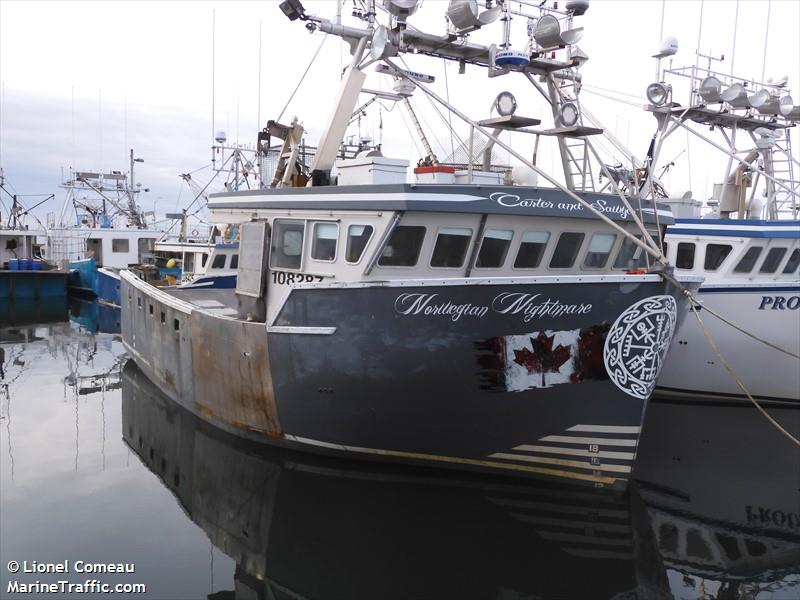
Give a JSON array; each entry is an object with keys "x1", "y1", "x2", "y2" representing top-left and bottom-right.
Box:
[{"x1": 513, "y1": 332, "x2": 572, "y2": 374}]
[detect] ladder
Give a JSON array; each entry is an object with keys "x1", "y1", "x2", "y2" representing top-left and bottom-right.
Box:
[{"x1": 767, "y1": 130, "x2": 799, "y2": 219}]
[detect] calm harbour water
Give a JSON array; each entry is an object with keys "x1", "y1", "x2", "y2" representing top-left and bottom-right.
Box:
[{"x1": 1, "y1": 298, "x2": 798, "y2": 600}]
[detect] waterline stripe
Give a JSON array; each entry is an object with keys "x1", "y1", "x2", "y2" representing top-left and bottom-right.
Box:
[
  {"x1": 513, "y1": 444, "x2": 635, "y2": 461},
  {"x1": 539, "y1": 435, "x2": 638, "y2": 447},
  {"x1": 566, "y1": 425, "x2": 641, "y2": 434},
  {"x1": 490, "y1": 452, "x2": 632, "y2": 473},
  {"x1": 284, "y1": 435, "x2": 619, "y2": 485},
  {"x1": 509, "y1": 513, "x2": 631, "y2": 534}
]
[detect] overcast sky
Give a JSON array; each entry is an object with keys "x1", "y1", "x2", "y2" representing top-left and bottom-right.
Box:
[{"x1": 1, "y1": 0, "x2": 798, "y2": 228}]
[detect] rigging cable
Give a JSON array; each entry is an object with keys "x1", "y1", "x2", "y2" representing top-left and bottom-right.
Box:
[
  {"x1": 277, "y1": 36, "x2": 327, "y2": 122},
  {"x1": 676, "y1": 285, "x2": 800, "y2": 447}
]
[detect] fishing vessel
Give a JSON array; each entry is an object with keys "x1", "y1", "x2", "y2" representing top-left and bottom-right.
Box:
[
  {"x1": 0, "y1": 171, "x2": 68, "y2": 299},
  {"x1": 121, "y1": 0, "x2": 701, "y2": 488},
  {"x1": 641, "y1": 44, "x2": 800, "y2": 404},
  {"x1": 45, "y1": 153, "x2": 164, "y2": 305}
]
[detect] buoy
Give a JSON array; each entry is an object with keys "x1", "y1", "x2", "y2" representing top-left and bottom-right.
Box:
[
  {"x1": 166, "y1": 258, "x2": 177, "y2": 268},
  {"x1": 191, "y1": 229, "x2": 199, "y2": 236}
]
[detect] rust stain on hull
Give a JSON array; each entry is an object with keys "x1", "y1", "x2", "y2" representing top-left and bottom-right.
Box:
[{"x1": 190, "y1": 314, "x2": 282, "y2": 436}]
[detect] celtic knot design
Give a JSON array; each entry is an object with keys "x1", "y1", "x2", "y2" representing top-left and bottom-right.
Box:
[{"x1": 603, "y1": 295, "x2": 678, "y2": 400}]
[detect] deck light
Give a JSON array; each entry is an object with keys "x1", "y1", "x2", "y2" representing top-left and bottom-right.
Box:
[
  {"x1": 559, "y1": 102, "x2": 580, "y2": 127},
  {"x1": 646, "y1": 82, "x2": 671, "y2": 107},
  {"x1": 698, "y1": 76, "x2": 722, "y2": 104},
  {"x1": 494, "y1": 91, "x2": 517, "y2": 116},
  {"x1": 721, "y1": 83, "x2": 751, "y2": 108},
  {"x1": 533, "y1": 15, "x2": 584, "y2": 49},
  {"x1": 279, "y1": 0, "x2": 307, "y2": 21}
]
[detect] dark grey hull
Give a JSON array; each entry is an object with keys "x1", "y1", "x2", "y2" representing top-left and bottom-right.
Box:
[
  {"x1": 121, "y1": 360, "x2": 663, "y2": 600},
  {"x1": 121, "y1": 272, "x2": 696, "y2": 489}
]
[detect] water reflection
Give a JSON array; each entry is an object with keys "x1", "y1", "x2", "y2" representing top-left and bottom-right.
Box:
[
  {"x1": 121, "y1": 361, "x2": 800, "y2": 599},
  {"x1": 636, "y1": 400, "x2": 800, "y2": 598}
]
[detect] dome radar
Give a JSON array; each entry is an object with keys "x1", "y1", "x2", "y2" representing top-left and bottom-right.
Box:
[{"x1": 652, "y1": 36, "x2": 678, "y2": 59}]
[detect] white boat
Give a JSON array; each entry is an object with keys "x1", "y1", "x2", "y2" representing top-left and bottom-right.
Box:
[
  {"x1": 659, "y1": 220, "x2": 799, "y2": 404},
  {"x1": 639, "y1": 42, "x2": 800, "y2": 404},
  {"x1": 44, "y1": 159, "x2": 164, "y2": 305}
]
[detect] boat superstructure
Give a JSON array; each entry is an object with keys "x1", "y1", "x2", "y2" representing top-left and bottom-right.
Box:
[
  {"x1": 121, "y1": 0, "x2": 701, "y2": 488},
  {"x1": 45, "y1": 157, "x2": 164, "y2": 303}
]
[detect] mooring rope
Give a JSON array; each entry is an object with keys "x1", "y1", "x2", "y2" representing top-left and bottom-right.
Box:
[{"x1": 688, "y1": 300, "x2": 800, "y2": 447}]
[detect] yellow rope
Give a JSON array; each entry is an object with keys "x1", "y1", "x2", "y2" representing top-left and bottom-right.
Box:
[{"x1": 687, "y1": 296, "x2": 800, "y2": 447}]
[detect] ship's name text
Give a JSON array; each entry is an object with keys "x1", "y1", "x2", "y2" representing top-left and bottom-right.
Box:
[
  {"x1": 758, "y1": 295, "x2": 800, "y2": 310},
  {"x1": 489, "y1": 192, "x2": 629, "y2": 219},
  {"x1": 394, "y1": 292, "x2": 592, "y2": 323}
]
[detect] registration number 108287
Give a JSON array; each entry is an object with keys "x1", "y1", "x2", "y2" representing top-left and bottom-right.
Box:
[{"x1": 271, "y1": 271, "x2": 325, "y2": 285}]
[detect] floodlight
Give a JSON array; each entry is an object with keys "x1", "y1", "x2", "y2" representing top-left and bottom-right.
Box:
[
  {"x1": 721, "y1": 83, "x2": 750, "y2": 108},
  {"x1": 646, "y1": 82, "x2": 671, "y2": 106},
  {"x1": 758, "y1": 94, "x2": 793, "y2": 116},
  {"x1": 533, "y1": 15, "x2": 583, "y2": 49},
  {"x1": 652, "y1": 36, "x2": 678, "y2": 58},
  {"x1": 279, "y1": 0, "x2": 307, "y2": 21},
  {"x1": 370, "y1": 26, "x2": 397, "y2": 61},
  {"x1": 446, "y1": 1, "x2": 500, "y2": 33},
  {"x1": 384, "y1": 0, "x2": 420, "y2": 19},
  {"x1": 782, "y1": 106, "x2": 800, "y2": 121},
  {"x1": 447, "y1": 0, "x2": 479, "y2": 31},
  {"x1": 495, "y1": 91, "x2": 517, "y2": 116},
  {"x1": 559, "y1": 102, "x2": 580, "y2": 127},
  {"x1": 698, "y1": 76, "x2": 722, "y2": 103},
  {"x1": 748, "y1": 89, "x2": 770, "y2": 108},
  {"x1": 779, "y1": 96, "x2": 796, "y2": 116}
]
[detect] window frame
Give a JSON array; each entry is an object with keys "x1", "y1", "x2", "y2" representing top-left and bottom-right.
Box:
[
  {"x1": 675, "y1": 242, "x2": 697, "y2": 270},
  {"x1": 474, "y1": 228, "x2": 514, "y2": 270},
  {"x1": 377, "y1": 225, "x2": 427, "y2": 268},
  {"x1": 111, "y1": 238, "x2": 130, "y2": 254},
  {"x1": 310, "y1": 221, "x2": 340, "y2": 264},
  {"x1": 344, "y1": 224, "x2": 375, "y2": 265},
  {"x1": 758, "y1": 246, "x2": 789, "y2": 274},
  {"x1": 211, "y1": 254, "x2": 227, "y2": 269},
  {"x1": 429, "y1": 226, "x2": 474, "y2": 270},
  {"x1": 703, "y1": 243, "x2": 733, "y2": 272},
  {"x1": 582, "y1": 232, "x2": 617, "y2": 270},
  {"x1": 548, "y1": 231, "x2": 586, "y2": 270},
  {"x1": 733, "y1": 245, "x2": 764, "y2": 274},
  {"x1": 511, "y1": 230, "x2": 551, "y2": 271},
  {"x1": 269, "y1": 218, "x2": 307, "y2": 272}
]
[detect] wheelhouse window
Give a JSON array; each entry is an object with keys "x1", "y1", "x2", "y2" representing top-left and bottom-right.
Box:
[
  {"x1": 759, "y1": 247, "x2": 788, "y2": 274},
  {"x1": 476, "y1": 229, "x2": 513, "y2": 268},
  {"x1": 430, "y1": 227, "x2": 472, "y2": 268},
  {"x1": 514, "y1": 231, "x2": 550, "y2": 268},
  {"x1": 378, "y1": 226, "x2": 426, "y2": 267},
  {"x1": 230, "y1": 254, "x2": 239, "y2": 269},
  {"x1": 549, "y1": 232, "x2": 585, "y2": 269},
  {"x1": 201, "y1": 253, "x2": 208, "y2": 267},
  {"x1": 613, "y1": 236, "x2": 648, "y2": 270},
  {"x1": 211, "y1": 254, "x2": 226, "y2": 269},
  {"x1": 112, "y1": 238, "x2": 130, "y2": 253},
  {"x1": 311, "y1": 222, "x2": 338, "y2": 262},
  {"x1": 270, "y1": 219, "x2": 305, "y2": 270},
  {"x1": 782, "y1": 249, "x2": 800, "y2": 274},
  {"x1": 733, "y1": 246, "x2": 763, "y2": 273},
  {"x1": 583, "y1": 233, "x2": 617, "y2": 269},
  {"x1": 704, "y1": 244, "x2": 733, "y2": 271},
  {"x1": 675, "y1": 242, "x2": 696, "y2": 269},
  {"x1": 346, "y1": 225, "x2": 373, "y2": 263}
]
